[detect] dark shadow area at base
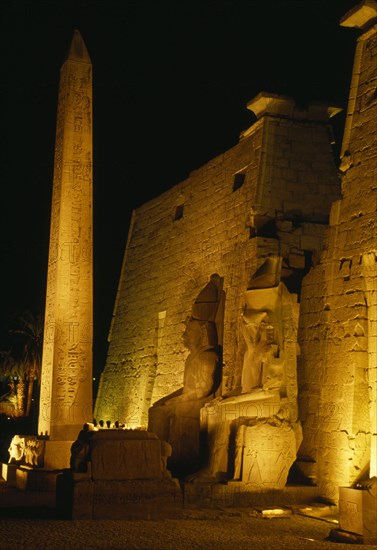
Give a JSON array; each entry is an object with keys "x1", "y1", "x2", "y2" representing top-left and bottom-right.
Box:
[{"x1": 0, "y1": 506, "x2": 59, "y2": 519}]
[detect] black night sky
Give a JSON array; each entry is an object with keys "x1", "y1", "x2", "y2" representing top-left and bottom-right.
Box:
[{"x1": 0, "y1": 0, "x2": 360, "y2": 382}]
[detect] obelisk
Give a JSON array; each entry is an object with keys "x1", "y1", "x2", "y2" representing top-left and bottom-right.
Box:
[{"x1": 38, "y1": 30, "x2": 93, "y2": 451}]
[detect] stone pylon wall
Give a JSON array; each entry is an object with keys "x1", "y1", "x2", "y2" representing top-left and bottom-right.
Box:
[
  {"x1": 298, "y1": 4, "x2": 377, "y2": 503},
  {"x1": 94, "y1": 93, "x2": 341, "y2": 428}
]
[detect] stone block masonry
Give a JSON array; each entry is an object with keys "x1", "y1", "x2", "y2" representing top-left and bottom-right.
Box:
[
  {"x1": 298, "y1": 2, "x2": 377, "y2": 502},
  {"x1": 95, "y1": 91, "x2": 341, "y2": 429},
  {"x1": 95, "y1": 2, "x2": 377, "y2": 508}
]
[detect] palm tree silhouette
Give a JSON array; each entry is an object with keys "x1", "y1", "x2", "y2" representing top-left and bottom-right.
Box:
[{"x1": 7, "y1": 310, "x2": 43, "y2": 417}]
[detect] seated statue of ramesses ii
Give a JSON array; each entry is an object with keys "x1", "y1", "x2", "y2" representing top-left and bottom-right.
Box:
[
  {"x1": 194, "y1": 258, "x2": 302, "y2": 486},
  {"x1": 148, "y1": 274, "x2": 225, "y2": 475}
]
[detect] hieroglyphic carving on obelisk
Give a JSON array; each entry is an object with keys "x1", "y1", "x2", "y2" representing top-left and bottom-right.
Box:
[{"x1": 38, "y1": 30, "x2": 93, "y2": 441}]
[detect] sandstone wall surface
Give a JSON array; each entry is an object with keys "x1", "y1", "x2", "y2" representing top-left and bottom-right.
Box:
[
  {"x1": 298, "y1": 11, "x2": 377, "y2": 502},
  {"x1": 95, "y1": 94, "x2": 341, "y2": 430}
]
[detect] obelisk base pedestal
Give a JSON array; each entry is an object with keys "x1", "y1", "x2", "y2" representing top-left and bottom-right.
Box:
[
  {"x1": 43, "y1": 440, "x2": 73, "y2": 470},
  {"x1": 9, "y1": 439, "x2": 73, "y2": 495}
]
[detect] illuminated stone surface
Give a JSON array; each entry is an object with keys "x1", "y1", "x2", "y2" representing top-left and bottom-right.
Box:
[
  {"x1": 95, "y1": 94, "x2": 340, "y2": 430},
  {"x1": 200, "y1": 392, "x2": 282, "y2": 479},
  {"x1": 71, "y1": 478, "x2": 183, "y2": 520},
  {"x1": 7, "y1": 435, "x2": 44, "y2": 467},
  {"x1": 94, "y1": 1, "x2": 376, "y2": 504},
  {"x1": 65, "y1": 429, "x2": 182, "y2": 519},
  {"x1": 1, "y1": 463, "x2": 18, "y2": 486},
  {"x1": 16, "y1": 468, "x2": 57, "y2": 492},
  {"x1": 198, "y1": 263, "x2": 302, "y2": 484},
  {"x1": 90, "y1": 430, "x2": 164, "y2": 480},
  {"x1": 298, "y1": 1, "x2": 377, "y2": 502},
  {"x1": 340, "y1": 0, "x2": 377, "y2": 28},
  {"x1": 148, "y1": 274, "x2": 225, "y2": 473},
  {"x1": 38, "y1": 30, "x2": 93, "y2": 444},
  {"x1": 183, "y1": 483, "x2": 320, "y2": 509},
  {"x1": 239, "y1": 423, "x2": 297, "y2": 488},
  {"x1": 338, "y1": 483, "x2": 377, "y2": 544}
]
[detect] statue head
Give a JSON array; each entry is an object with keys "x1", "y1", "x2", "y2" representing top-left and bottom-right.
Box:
[
  {"x1": 8, "y1": 435, "x2": 25, "y2": 463},
  {"x1": 183, "y1": 318, "x2": 217, "y2": 350}
]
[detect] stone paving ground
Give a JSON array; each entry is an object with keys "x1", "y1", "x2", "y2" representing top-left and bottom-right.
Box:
[
  {"x1": 0, "y1": 509, "x2": 375, "y2": 550},
  {"x1": 0, "y1": 479, "x2": 376, "y2": 550}
]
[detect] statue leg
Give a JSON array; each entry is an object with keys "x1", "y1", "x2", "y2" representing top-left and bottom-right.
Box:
[{"x1": 233, "y1": 424, "x2": 246, "y2": 480}]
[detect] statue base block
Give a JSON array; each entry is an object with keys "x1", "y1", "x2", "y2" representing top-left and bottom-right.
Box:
[
  {"x1": 43, "y1": 440, "x2": 73, "y2": 470},
  {"x1": 239, "y1": 422, "x2": 297, "y2": 487},
  {"x1": 1, "y1": 463, "x2": 18, "y2": 486},
  {"x1": 7, "y1": 434, "x2": 73, "y2": 470},
  {"x1": 16, "y1": 467, "x2": 59, "y2": 492},
  {"x1": 70, "y1": 477, "x2": 183, "y2": 519},
  {"x1": 60, "y1": 429, "x2": 183, "y2": 519},
  {"x1": 90, "y1": 430, "x2": 162, "y2": 480},
  {"x1": 183, "y1": 481, "x2": 320, "y2": 509},
  {"x1": 337, "y1": 486, "x2": 377, "y2": 545}
]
